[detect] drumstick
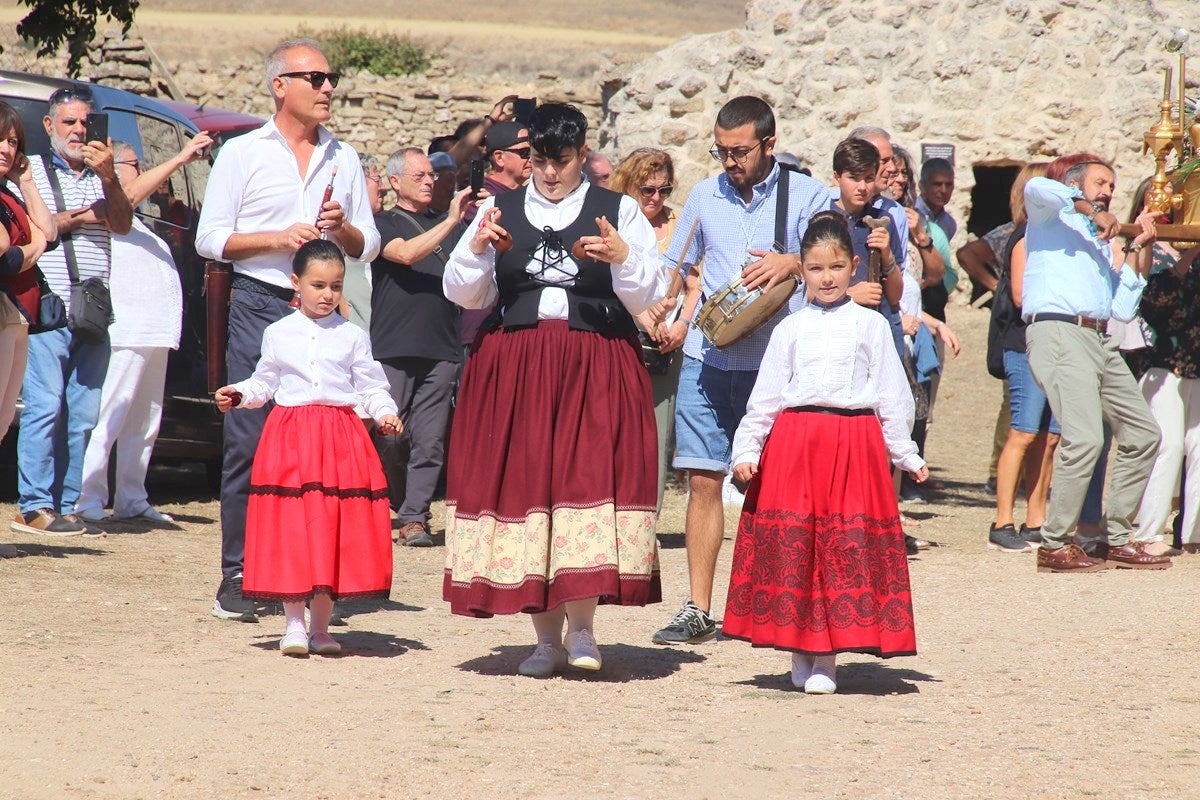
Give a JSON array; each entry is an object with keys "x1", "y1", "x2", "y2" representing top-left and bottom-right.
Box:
[
  {"x1": 662, "y1": 215, "x2": 702, "y2": 304},
  {"x1": 862, "y1": 215, "x2": 890, "y2": 285},
  {"x1": 317, "y1": 164, "x2": 338, "y2": 239}
]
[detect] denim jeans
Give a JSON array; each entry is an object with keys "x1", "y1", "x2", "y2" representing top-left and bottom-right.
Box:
[
  {"x1": 17, "y1": 327, "x2": 111, "y2": 514},
  {"x1": 673, "y1": 355, "x2": 759, "y2": 473}
]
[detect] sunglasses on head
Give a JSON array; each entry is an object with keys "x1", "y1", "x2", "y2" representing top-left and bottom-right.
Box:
[
  {"x1": 279, "y1": 70, "x2": 341, "y2": 89},
  {"x1": 48, "y1": 86, "x2": 95, "y2": 106},
  {"x1": 638, "y1": 184, "x2": 673, "y2": 199}
]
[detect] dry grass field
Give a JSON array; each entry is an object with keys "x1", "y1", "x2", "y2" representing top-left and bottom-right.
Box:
[
  {"x1": 1, "y1": 1, "x2": 747, "y2": 78},
  {"x1": 3, "y1": 305, "x2": 1200, "y2": 799}
]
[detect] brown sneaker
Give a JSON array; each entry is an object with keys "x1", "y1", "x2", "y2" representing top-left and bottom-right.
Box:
[
  {"x1": 1105, "y1": 542, "x2": 1172, "y2": 570},
  {"x1": 396, "y1": 521, "x2": 434, "y2": 547},
  {"x1": 1036, "y1": 543, "x2": 1108, "y2": 573},
  {"x1": 10, "y1": 508, "x2": 87, "y2": 537}
]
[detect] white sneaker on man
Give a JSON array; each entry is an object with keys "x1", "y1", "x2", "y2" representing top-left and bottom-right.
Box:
[{"x1": 124, "y1": 507, "x2": 174, "y2": 523}]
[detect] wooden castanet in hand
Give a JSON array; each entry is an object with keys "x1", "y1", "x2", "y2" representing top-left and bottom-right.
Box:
[{"x1": 861, "y1": 215, "x2": 891, "y2": 284}]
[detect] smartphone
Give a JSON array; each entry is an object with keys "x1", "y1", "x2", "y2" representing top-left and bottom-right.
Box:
[
  {"x1": 85, "y1": 112, "x2": 109, "y2": 144},
  {"x1": 513, "y1": 97, "x2": 536, "y2": 124},
  {"x1": 470, "y1": 159, "x2": 487, "y2": 200}
]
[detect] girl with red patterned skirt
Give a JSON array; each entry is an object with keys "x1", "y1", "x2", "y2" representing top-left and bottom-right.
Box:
[
  {"x1": 725, "y1": 211, "x2": 928, "y2": 694},
  {"x1": 442, "y1": 103, "x2": 666, "y2": 678},
  {"x1": 215, "y1": 240, "x2": 402, "y2": 657}
]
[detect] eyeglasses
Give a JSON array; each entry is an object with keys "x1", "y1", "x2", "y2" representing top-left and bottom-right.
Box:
[
  {"x1": 709, "y1": 139, "x2": 766, "y2": 165},
  {"x1": 638, "y1": 184, "x2": 673, "y2": 199},
  {"x1": 405, "y1": 171, "x2": 440, "y2": 183},
  {"x1": 278, "y1": 71, "x2": 341, "y2": 89},
  {"x1": 366, "y1": 173, "x2": 382, "y2": 184},
  {"x1": 502, "y1": 147, "x2": 531, "y2": 159},
  {"x1": 115, "y1": 159, "x2": 140, "y2": 170},
  {"x1": 48, "y1": 86, "x2": 95, "y2": 106}
]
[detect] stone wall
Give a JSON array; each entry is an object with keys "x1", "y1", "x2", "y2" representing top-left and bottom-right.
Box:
[
  {"x1": 1, "y1": 31, "x2": 602, "y2": 164},
  {"x1": 600, "y1": 0, "x2": 1198, "y2": 236}
]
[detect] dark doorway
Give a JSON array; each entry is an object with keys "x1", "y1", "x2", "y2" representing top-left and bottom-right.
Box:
[{"x1": 967, "y1": 163, "x2": 1022, "y2": 238}]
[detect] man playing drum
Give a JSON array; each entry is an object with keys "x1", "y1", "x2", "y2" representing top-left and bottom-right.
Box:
[{"x1": 651, "y1": 96, "x2": 829, "y2": 644}]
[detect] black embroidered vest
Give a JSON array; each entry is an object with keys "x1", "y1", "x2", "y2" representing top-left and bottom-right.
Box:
[{"x1": 491, "y1": 185, "x2": 635, "y2": 337}]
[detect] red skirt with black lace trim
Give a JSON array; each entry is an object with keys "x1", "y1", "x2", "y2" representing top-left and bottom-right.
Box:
[
  {"x1": 722, "y1": 409, "x2": 916, "y2": 657},
  {"x1": 242, "y1": 404, "x2": 392, "y2": 602}
]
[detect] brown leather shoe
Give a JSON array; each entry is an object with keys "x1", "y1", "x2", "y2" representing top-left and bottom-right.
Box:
[
  {"x1": 1105, "y1": 541, "x2": 1172, "y2": 570},
  {"x1": 1036, "y1": 543, "x2": 1108, "y2": 573}
]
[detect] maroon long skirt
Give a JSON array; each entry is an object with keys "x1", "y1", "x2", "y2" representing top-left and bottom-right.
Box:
[
  {"x1": 722, "y1": 409, "x2": 916, "y2": 657},
  {"x1": 242, "y1": 404, "x2": 393, "y2": 602},
  {"x1": 443, "y1": 321, "x2": 661, "y2": 618}
]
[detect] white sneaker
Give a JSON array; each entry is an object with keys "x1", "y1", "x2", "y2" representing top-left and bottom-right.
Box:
[
  {"x1": 790, "y1": 653, "x2": 814, "y2": 688},
  {"x1": 124, "y1": 507, "x2": 174, "y2": 523},
  {"x1": 804, "y1": 654, "x2": 837, "y2": 694},
  {"x1": 564, "y1": 629, "x2": 602, "y2": 671},
  {"x1": 309, "y1": 633, "x2": 342, "y2": 655},
  {"x1": 76, "y1": 508, "x2": 112, "y2": 524},
  {"x1": 279, "y1": 629, "x2": 309, "y2": 656},
  {"x1": 518, "y1": 643, "x2": 565, "y2": 678}
]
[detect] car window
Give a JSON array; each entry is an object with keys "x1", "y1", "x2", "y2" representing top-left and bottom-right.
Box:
[
  {"x1": 134, "y1": 112, "x2": 186, "y2": 234},
  {"x1": 1, "y1": 96, "x2": 51, "y2": 157}
]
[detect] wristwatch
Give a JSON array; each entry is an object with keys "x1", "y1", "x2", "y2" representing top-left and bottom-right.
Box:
[
  {"x1": 1081, "y1": 200, "x2": 1104, "y2": 220},
  {"x1": 916, "y1": 237, "x2": 933, "y2": 250}
]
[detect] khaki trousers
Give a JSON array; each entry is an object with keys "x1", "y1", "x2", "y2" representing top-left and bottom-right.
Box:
[{"x1": 1026, "y1": 321, "x2": 1160, "y2": 548}]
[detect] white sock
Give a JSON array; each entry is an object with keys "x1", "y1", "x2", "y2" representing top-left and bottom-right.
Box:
[{"x1": 283, "y1": 601, "x2": 307, "y2": 636}]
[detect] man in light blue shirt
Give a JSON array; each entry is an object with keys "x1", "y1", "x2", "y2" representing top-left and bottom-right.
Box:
[
  {"x1": 651, "y1": 96, "x2": 829, "y2": 645},
  {"x1": 1022, "y1": 157, "x2": 1167, "y2": 572}
]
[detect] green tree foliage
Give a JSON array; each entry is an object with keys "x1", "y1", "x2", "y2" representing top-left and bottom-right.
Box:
[
  {"x1": 15, "y1": 0, "x2": 140, "y2": 77},
  {"x1": 309, "y1": 27, "x2": 439, "y2": 77}
]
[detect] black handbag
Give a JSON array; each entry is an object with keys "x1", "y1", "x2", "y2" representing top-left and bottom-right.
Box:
[
  {"x1": 42, "y1": 156, "x2": 114, "y2": 343},
  {"x1": 30, "y1": 267, "x2": 67, "y2": 334}
]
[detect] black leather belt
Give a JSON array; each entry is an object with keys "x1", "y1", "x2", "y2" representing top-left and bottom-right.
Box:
[
  {"x1": 232, "y1": 272, "x2": 294, "y2": 303},
  {"x1": 1028, "y1": 312, "x2": 1107, "y2": 331},
  {"x1": 789, "y1": 405, "x2": 874, "y2": 417}
]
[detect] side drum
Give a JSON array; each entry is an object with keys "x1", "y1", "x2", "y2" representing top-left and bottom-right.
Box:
[{"x1": 694, "y1": 274, "x2": 799, "y2": 348}]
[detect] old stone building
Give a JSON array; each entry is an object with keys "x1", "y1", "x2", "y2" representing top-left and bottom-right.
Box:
[{"x1": 600, "y1": 0, "x2": 1196, "y2": 240}]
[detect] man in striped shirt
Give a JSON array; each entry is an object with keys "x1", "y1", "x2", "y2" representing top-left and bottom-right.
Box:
[{"x1": 10, "y1": 85, "x2": 133, "y2": 538}]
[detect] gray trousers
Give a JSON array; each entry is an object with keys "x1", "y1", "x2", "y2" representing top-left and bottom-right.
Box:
[
  {"x1": 649, "y1": 354, "x2": 683, "y2": 511},
  {"x1": 220, "y1": 288, "x2": 291, "y2": 578},
  {"x1": 374, "y1": 356, "x2": 458, "y2": 524},
  {"x1": 1026, "y1": 321, "x2": 1160, "y2": 548}
]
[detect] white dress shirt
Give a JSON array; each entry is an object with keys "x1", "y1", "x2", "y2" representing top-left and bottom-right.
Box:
[
  {"x1": 230, "y1": 311, "x2": 397, "y2": 421},
  {"x1": 196, "y1": 117, "x2": 381, "y2": 288},
  {"x1": 443, "y1": 178, "x2": 665, "y2": 319},
  {"x1": 731, "y1": 297, "x2": 923, "y2": 473}
]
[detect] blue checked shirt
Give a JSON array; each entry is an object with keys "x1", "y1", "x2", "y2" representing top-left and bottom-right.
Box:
[{"x1": 665, "y1": 163, "x2": 831, "y2": 371}]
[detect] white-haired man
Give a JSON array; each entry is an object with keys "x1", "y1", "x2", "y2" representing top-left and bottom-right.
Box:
[{"x1": 11, "y1": 86, "x2": 133, "y2": 538}]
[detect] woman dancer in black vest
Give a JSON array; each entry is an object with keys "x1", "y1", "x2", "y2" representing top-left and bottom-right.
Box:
[{"x1": 442, "y1": 103, "x2": 666, "y2": 677}]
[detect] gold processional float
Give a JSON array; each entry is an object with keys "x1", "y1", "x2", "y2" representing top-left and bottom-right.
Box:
[{"x1": 1127, "y1": 28, "x2": 1200, "y2": 244}]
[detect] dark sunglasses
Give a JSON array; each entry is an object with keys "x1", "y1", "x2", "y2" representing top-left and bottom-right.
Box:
[
  {"x1": 502, "y1": 146, "x2": 531, "y2": 159},
  {"x1": 48, "y1": 86, "x2": 95, "y2": 106},
  {"x1": 638, "y1": 184, "x2": 673, "y2": 199},
  {"x1": 279, "y1": 70, "x2": 341, "y2": 89}
]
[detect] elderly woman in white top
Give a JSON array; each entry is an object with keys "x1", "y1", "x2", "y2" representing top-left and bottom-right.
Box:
[{"x1": 76, "y1": 133, "x2": 212, "y2": 523}]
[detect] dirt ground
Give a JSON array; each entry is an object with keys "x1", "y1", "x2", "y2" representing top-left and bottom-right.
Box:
[{"x1": 2, "y1": 304, "x2": 1199, "y2": 800}]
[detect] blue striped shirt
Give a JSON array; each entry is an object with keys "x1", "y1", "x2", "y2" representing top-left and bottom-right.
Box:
[{"x1": 665, "y1": 163, "x2": 830, "y2": 371}]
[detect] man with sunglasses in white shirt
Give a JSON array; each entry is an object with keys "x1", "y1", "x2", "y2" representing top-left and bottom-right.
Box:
[{"x1": 197, "y1": 38, "x2": 380, "y2": 622}]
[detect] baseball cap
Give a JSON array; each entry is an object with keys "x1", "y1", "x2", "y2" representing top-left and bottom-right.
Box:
[
  {"x1": 485, "y1": 121, "x2": 529, "y2": 154},
  {"x1": 429, "y1": 151, "x2": 457, "y2": 172}
]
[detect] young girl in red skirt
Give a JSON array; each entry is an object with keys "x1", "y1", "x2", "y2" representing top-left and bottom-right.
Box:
[
  {"x1": 215, "y1": 240, "x2": 402, "y2": 657},
  {"x1": 725, "y1": 211, "x2": 929, "y2": 694}
]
